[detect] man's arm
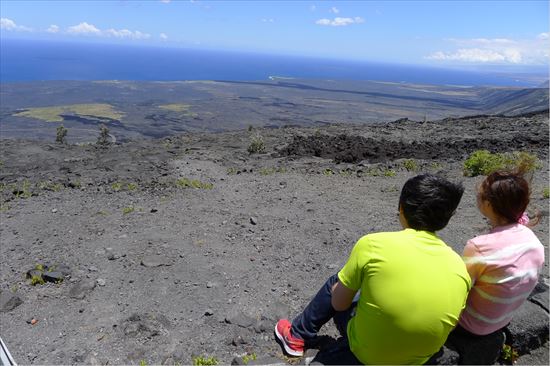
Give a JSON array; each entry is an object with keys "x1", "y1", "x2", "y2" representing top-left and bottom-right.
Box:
[{"x1": 331, "y1": 280, "x2": 358, "y2": 311}]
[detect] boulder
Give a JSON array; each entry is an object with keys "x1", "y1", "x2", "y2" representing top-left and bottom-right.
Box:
[
  {"x1": 0, "y1": 291, "x2": 23, "y2": 312},
  {"x1": 69, "y1": 280, "x2": 96, "y2": 299}
]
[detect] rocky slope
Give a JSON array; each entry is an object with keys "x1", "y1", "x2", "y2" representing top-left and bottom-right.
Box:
[{"x1": 0, "y1": 112, "x2": 548, "y2": 365}]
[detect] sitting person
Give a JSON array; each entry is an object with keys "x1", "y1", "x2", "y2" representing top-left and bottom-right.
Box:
[
  {"x1": 446, "y1": 169, "x2": 545, "y2": 364},
  {"x1": 275, "y1": 174, "x2": 470, "y2": 364}
]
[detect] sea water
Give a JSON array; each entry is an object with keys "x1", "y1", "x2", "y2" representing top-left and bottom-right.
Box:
[{"x1": 0, "y1": 39, "x2": 546, "y2": 87}]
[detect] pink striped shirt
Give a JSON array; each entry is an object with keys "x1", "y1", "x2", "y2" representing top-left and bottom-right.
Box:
[{"x1": 459, "y1": 223, "x2": 545, "y2": 335}]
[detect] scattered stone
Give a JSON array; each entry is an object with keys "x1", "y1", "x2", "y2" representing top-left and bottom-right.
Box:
[
  {"x1": 96, "y1": 278, "x2": 106, "y2": 287},
  {"x1": 56, "y1": 264, "x2": 71, "y2": 276},
  {"x1": 122, "y1": 312, "x2": 171, "y2": 338},
  {"x1": 26, "y1": 269, "x2": 43, "y2": 279},
  {"x1": 0, "y1": 292, "x2": 23, "y2": 312},
  {"x1": 150, "y1": 208, "x2": 158, "y2": 213},
  {"x1": 30, "y1": 318, "x2": 38, "y2": 325},
  {"x1": 250, "y1": 217, "x2": 258, "y2": 225},
  {"x1": 88, "y1": 266, "x2": 98, "y2": 272},
  {"x1": 248, "y1": 356, "x2": 285, "y2": 365},
  {"x1": 225, "y1": 311, "x2": 256, "y2": 328},
  {"x1": 141, "y1": 255, "x2": 171, "y2": 267},
  {"x1": 231, "y1": 356, "x2": 245, "y2": 365},
  {"x1": 232, "y1": 334, "x2": 248, "y2": 346},
  {"x1": 204, "y1": 309, "x2": 214, "y2": 316},
  {"x1": 105, "y1": 248, "x2": 119, "y2": 260},
  {"x1": 51, "y1": 208, "x2": 57, "y2": 213},
  {"x1": 507, "y1": 300, "x2": 549, "y2": 355},
  {"x1": 206, "y1": 281, "x2": 216, "y2": 288},
  {"x1": 42, "y1": 271, "x2": 64, "y2": 283},
  {"x1": 69, "y1": 279, "x2": 96, "y2": 299},
  {"x1": 253, "y1": 318, "x2": 272, "y2": 333},
  {"x1": 529, "y1": 281, "x2": 549, "y2": 312}
]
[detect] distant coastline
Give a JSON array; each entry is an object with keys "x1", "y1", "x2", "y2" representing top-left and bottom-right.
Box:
[{"x1": 0, "y1": 39, "x2": 548, "y2": 87}]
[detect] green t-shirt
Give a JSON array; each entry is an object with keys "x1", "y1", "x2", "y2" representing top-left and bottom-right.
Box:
[{"x1": 338, "y1": 229, "x2": 471, "y2": 365}]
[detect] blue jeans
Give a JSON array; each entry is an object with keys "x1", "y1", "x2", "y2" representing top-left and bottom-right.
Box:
[{"x1": 291, "y1": 274, "x2": 358, "y2": 343}]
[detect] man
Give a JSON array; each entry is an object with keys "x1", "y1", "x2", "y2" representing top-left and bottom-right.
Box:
[{"x1": 275, "y1": 174, "x2": 471, "y2": 364}]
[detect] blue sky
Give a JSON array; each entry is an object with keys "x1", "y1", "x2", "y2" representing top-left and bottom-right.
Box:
[{"x1": 1, "y1": 0, "x2": 548, "y2": 67}]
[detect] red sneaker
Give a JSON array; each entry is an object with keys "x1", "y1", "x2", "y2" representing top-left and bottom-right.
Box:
[{"x1": 274, "y1": 319, "x2": 305, "y2": 357}]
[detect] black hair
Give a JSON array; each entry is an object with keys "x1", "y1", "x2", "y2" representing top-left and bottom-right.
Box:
[{"x1": 399, "y1": 174, "x2": 464, "y2": 232}]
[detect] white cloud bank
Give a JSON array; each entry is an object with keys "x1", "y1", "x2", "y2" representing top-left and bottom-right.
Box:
[
  {"x1": 329, "y1": 7, "x2": 340, "y2": 14},
  {"x1": 46, "y1": 24, "x2": 60, "y2": 33},
  {"x1": 426, "y1": 36, "x2": 549, "y2": 65},
  {"x1": 160, "y1": 33, "x2": 168, "y2": 40},
  {"x1": 316, "y1": 17, "x2": 364, "y2": 27},
  {"x1": 66, "y1": 22, "x2": 150, "y2": 40},
  {"x1": 1, "y1": 18, "x2": 32, "y2": 32}
]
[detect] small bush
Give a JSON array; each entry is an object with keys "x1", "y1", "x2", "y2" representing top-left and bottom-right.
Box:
[
  {"x1": 383, "y1": 169, "x2": 396, "y2": 177},
  {"x1": 247, "y1": 134, "x2": 266, "y2": 154},
  {"x1": 176, "y1": 178, "x2": 213, "y2": 190},
  {"x1": 30, "y1": 274, "x2": 45, "y2": 286},
  {"x1": 127, "y1": 183, "x2": 137, "y2": 191},
  {"x1": 464, "y1": 150, "x2": 541, "y2": 177},
  {"x1": 402, "y1": 159, "x2": 419, "y2": 172},
  {"x1": 56, "y1": 124, "x2": 68, "y2": 144},
  {"x1": 226, "y1": 167, "x2": 238, "y2": 175},
  {"x1": 500, "y1": 344, "x2": 519, "y2": 363},
  {"x1": 543, "y1": 187, "x2": 550, "y2": 199},
  {"x1": 192, "y1": 356, "x2": 218, "y2": 366},
  {"x1": 323, "y1": 168, "x2": 334, "y2": 176},
  {"x1": 97, "y1": 124, "x2": 111, "y2": 146},
  {"x1": 122, "y1": 206, "x2": 134, "y2": 215},
  {"x1": 242, "y1": 353, "x2": 257, "y2": 365},
  {"x1": 111, "y1": 182, "x2": 122, "y2": 192}
]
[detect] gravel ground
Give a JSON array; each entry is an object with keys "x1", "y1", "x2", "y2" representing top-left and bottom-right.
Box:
[{"x1": 1, "y1": 112, "x2": 548, "y2": 365}]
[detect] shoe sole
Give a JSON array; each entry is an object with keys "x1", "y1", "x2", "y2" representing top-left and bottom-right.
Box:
[{"x1": 274, "y1": 324, "x2": 304, "y2": 357}]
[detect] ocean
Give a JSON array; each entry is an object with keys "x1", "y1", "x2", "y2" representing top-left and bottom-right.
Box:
[{"x1": 0, "y1": 39, "x2": 546, "y2": 87}]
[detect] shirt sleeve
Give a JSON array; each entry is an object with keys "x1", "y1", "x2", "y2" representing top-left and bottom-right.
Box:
[
  {"x1": 462, "y1": 239, "x2": 483, "y2": 285},
  {"x1": 338, "y1": 237, "x2": 368, "y2": 291}
]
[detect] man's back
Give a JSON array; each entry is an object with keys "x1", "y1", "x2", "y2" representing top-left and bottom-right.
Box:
[{"x1": 338, "y1": 229, "x2": 471, "y2": 364}]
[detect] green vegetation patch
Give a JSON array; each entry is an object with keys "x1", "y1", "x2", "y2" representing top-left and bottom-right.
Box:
[
  {"x1": 463, "y1": 150, "x2": 541, "y2": 177},
  {"x1": 192, "y1": 356, "x2": 218, "y2": 366},
  {"x1": 159, "y1": 103, "x2": 198, "y2": 117},
  {"x1": 176, "y1": 178, "x2": 214, "y2": 190},
  {"x1": 13, "y1": 103, "x2": 125, "y2": 122}
]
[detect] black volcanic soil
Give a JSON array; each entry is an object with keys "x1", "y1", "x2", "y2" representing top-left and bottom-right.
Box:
[{"x1": 0, "y1": 112, "x2": 548, "y2": 365}]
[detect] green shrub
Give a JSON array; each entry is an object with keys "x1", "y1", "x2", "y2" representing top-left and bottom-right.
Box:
[
  {"x1": 127, "y1": 183, "x2": 137, "y2": 191},
  {"x1": 242, "y1": 353, "x2": 257, "y2": 365},
  {"x1": 176, "y1": 178, "x2": 213, "y2": 190},
  {"x1": 226, "y1": 167, "x2": 238, "y2": 175},
  {"x1": 464, "y1": 150, "x2": 541, "y2": 177},
  {"x1": 323, "y1": 168, "x2": 334, "y2": 176},
  {"x1": 122, "y1": 206, "x2": 134, "y2": 215},
  {"x1": 383, "y1": 169, "x2": 396, "y2": 177},
  {"x1": 56, "y1": 124, "x2": 68, "y2": 144},
  {"x1": 247, "y1": 134, "x2": 266, "y2": 154},
  {"x1": 97, "y1": 124, "x2": 111, "y2": 145},
  {"x1": 30, "y1": 274, "x2": 45, "y2": 286},
  {"x1": 192, "y1": 356, "x2": 218, "y2": 366},
  {"x1": 402, "y1": 159, "x2": 419, "y2": 172},
  {"x1": 543, "y1": 187, "x2": 550, "y2": 199},
  {"x1": 501, "y1": 344, "x2": 518, "y2": 363},
  {"x1": 111, "y1": 182, "x2": 122, "y2": 192}
]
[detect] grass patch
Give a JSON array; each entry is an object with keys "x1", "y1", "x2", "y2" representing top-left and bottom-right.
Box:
[
  {"x1": 259, "y1": 167, "x2": 286, "y2": 175},
  {"x1": 242, "y1": 353, "x2": 257, "y2": 365},
  {"x1": 543, "y1": 187, "x2": 550, "y2": 199},
  {"x1": 383, "y1": 168, "x2": 396, "y2": 177},
  {"x1": 402, "y1": 159, "x2": 419, "y2": 172},
  {"x1": 122, "y1": 206, "x2": 135, "y2": 215},
  {"x1": 463, "y1": 150, "x2": 541, "y2": 177},
  {"x1": 176, "y1": 178, "x2": 213, "y2": 190},
  {"x1": 13, "y1": 103, "x2": 125, "y2": 122},
  {"x1": 159, "y1": 103, "x2": 198, "y2": 117},
  {"x1": 248, "y1": 134, "x2": 266, "y2": 154},
  {"x1": 323, "y1": 168, "x2": 334, "y2": 176},
  {"x1": 192, "y1": 356, "x2": 218, "y2": 366}
]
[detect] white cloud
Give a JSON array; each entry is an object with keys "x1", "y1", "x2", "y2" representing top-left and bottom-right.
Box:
[
  {"x1": 1, "y1": 17, "x2": 32, "y2": 32},
  {"x1": 160, "y1": 33, "x2": 168, "y2": 40},
  {"x1": 261, "y1": 18, "x2": 274, "y2": 23},
  {"x1": 160, "y1": 0, "x2": 171, "y2": 3},
  {"x1": 537, "y1": 32, "x2": 548, "y2": 40},
  {"x1": 67, "y1": 22, "x2": 101, "y2": 35},
  {"x1": 427, "y1": 35, "x2": 549, "y2": 65},
  {"x1": 316, "y1": 17, "x2": 364, "y2": 27},
  {"x1": 46, "y1": 24, "x2": 60, "y2": 33},
  {"x1": 105, "y1": 28, "x2": 151, "y2": 39},
  {"x1": 330, "y1": 7, "x2": 339, "y2": 14}
]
